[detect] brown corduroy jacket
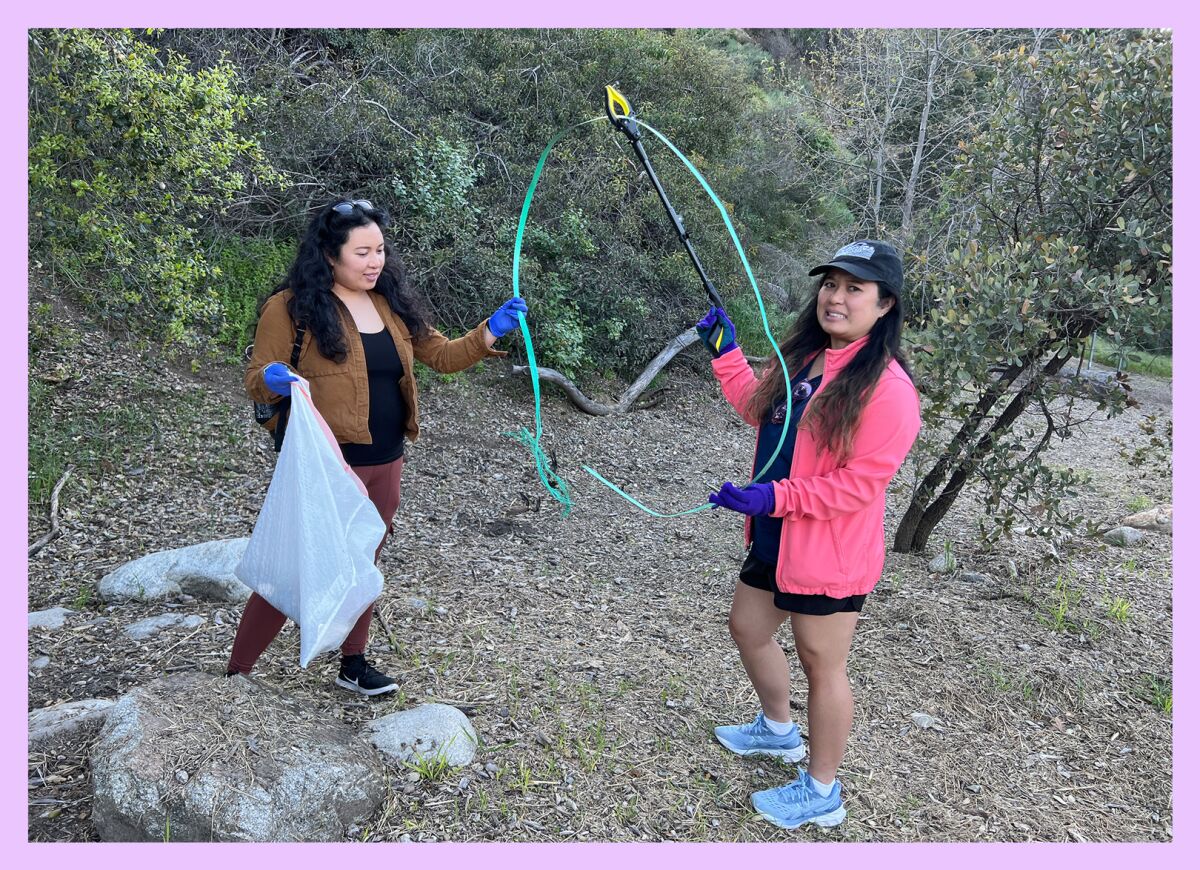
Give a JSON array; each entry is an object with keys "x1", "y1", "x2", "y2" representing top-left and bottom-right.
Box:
[{"x1": 246, "y1": 289, "x2": 505, "y2": 445}]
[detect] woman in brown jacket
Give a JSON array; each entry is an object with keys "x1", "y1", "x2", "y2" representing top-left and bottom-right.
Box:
[{"x1": 229, "y1": 198, "x2": 528, "y2": 694}]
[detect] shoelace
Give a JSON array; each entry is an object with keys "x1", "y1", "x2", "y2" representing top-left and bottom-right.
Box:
[
  {"x1": 779, "y1": 776, "x2": 815, "y2": 805},
  {"x1": 747, "y1": 714, "x2": 791, "y2": 740}
]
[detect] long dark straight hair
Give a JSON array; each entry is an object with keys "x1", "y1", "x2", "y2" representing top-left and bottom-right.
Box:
[
  {"x1": 748, "y1": 276, "x2": 911, "y2": 461},
  {"x1": 267, "y1": 199, "x2": 431, "y2": 362}
]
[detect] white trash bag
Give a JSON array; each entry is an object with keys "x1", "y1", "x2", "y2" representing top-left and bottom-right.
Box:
[{"x1": 236, "y1": 378, "x2": 386, "y2": 667}]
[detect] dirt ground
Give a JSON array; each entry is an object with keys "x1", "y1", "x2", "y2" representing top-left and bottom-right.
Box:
[{"x1": 27, "y1": 293, "x2": 1172, "y2": 842}]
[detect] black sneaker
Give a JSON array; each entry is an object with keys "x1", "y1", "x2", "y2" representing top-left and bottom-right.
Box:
[{"x1": 335, "y1": 654, "x2": 398, "y2": 696}]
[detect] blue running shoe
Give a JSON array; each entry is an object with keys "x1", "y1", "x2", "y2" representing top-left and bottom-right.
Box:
[
  {"x1": 751, "y1": 770, "x2": 846, "y2": 829},
  {"x1": 713, "y1": 712, "x2": 807, "y2": 762}
]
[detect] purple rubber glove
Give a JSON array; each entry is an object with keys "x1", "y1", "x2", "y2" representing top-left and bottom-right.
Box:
[
  {"x1": 708, "y1": 481, "x2": 776, "y2": 516},
  {"x1": 263, "y1": 362, "x2": 299, "y2": 397},
  {"x1": 488, "y1": 297, "x2": 530, "y2": 338},
  {"x1": 695, "y1": 306, "x2": 737, "y2": 357}
]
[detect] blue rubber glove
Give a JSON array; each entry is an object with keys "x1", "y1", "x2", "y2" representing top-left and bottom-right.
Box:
[
  {"x1": 263, "y1": 362, "x2": 299, "y2": 397},
  {"x1": 488, "y1": 297, "x2": 529, "y2": 339},
  {"x1": 695, "y1": 306, "x2": 738, "y2": 357},
  {"x1": 708, "y1": 482, "x2": 775, "y2": 516}
]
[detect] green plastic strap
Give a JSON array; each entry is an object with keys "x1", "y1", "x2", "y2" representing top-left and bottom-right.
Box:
[{"x1": 507, "y1": 114, "x2": 793, "y2": 518}]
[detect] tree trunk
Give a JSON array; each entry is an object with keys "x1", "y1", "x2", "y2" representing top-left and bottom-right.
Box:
[
  {"x1": 893, "y1": 347, "x2": 1075, "y2": 553},
  {"x1": 900, "y1": 31, "x2": 940, "y2": 243}
]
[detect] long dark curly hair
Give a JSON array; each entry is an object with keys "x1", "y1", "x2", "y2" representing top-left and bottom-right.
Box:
[
  {"x1": 747, "y1": 277, "x2": 911, "y2": 461},
  {"x1": 266, "y1": 199, "x2": 431, "y2": 362}
]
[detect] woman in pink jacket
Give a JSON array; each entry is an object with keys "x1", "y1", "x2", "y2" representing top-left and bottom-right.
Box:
[{"x1": 696, "y1": 239, "x2": 920, "y2": 829}]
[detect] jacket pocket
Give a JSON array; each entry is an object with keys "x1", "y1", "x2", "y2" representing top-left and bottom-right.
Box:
[{"x1": 828, "y1": 518, "x2": 849, "y2": 579}]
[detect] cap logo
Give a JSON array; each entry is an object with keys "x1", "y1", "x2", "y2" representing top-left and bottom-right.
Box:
[{"x1": 835, "y1": 242, "x2": 875, "y2": 260}]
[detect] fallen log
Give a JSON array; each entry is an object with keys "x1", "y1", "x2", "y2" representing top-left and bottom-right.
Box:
[{"x1": 512, "y1": 328, "x2": 700, "y2": 416}]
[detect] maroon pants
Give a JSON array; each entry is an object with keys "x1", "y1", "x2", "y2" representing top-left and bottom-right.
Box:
[{"x1": 227, "y1": 457, "x2": 404, "y2": 674}]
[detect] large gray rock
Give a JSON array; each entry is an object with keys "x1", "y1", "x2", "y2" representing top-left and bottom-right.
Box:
[
  {"x1": 29, "y1": 698, "x2": 116, "y2": 747},
  {"x1": 1104, "y1": 526, "x2": 1146, "y2": 547},
  {"x1": 91, "y1": 671, "x2": 385, "y2": 842},
  {"x1": 99, "y1": 539, "x2": 252, "y2": 603},
  {"x1": 364, "y1": 703, "x2": 478, "y2": 768},
  {"x1": 123, "y1": 614, "x2": 206, "y2": 641},
  {"x1": 29, "y1": 607, "x2": 74, "y2": 630}
]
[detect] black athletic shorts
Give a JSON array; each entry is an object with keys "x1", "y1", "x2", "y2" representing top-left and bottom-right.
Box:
[{"x1": 738, "y1": 551, "x2": 867, "y2": 615}]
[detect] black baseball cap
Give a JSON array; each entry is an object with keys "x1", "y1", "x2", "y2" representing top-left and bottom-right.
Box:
[{"x1": 809, "y1": 239, "x2": 903, "y2": 296}]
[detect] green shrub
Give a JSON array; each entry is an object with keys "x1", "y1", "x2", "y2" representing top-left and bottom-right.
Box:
[
  {"x1": 206, "y1": 234, "x2": 295, "y2": 359},
  {"x1": 29, "y1": 28, "x2": 284, "y2": 349}
]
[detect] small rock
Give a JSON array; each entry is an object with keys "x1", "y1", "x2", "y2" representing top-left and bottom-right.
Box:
[
  {"x1": 966, "y1": 784, "x2": 982, "y2": 793},
  {"x1": 959, "y1": 572, "x2": 988, "y2": 583},
  {"x1": 1103, "y1": 527, "x2": 1145, "y2": 547},
  {"x1": 29, "y1": 607, "x2": 74, "y2": 631},
  {"x1": 407, "y1": 597, "x2": 429, "y2": 612},
  {"x1": 928, "y1": 551, "x2": 955, "y2": 574},
  {"x1": 124, "y1": 613, "x2": 203, "y2": 641},
  {"x1": 365, "y1": 704, "x2": 479, "y2": 768},
  {"x1": 175, "y1": 770, "x2": 189, "y2": 784},
  {"x1": 31, "y1": 656, "x2": 50, "y2": 670},
  {"x1": 911, "y1": 712, "x2": 942, "y2": 731}
]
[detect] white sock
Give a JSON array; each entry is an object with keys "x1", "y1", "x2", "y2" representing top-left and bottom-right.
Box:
[
  {"x1": 809, "y1": 774, "x2": 835, "y2": 797},
  {"x1": 763, "y1": 713, "x2": 794, "y2": 735}
]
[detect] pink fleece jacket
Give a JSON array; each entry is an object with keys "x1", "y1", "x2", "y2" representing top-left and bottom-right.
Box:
[{"x1": 712, "y1": 335, "x2": 921, "y2": 597}]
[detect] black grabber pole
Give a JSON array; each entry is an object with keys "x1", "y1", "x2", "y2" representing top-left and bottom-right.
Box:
[{"x1": 604, "y1": 85, "x2": 726, "y2": 311}]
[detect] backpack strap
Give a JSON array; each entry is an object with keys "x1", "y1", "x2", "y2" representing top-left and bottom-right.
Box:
[
  {"x1": 272, "y1": 324, "x2": 307, "y2": 453},
  {"x1": 290, "y1": 325, "x2": 306, "y2": 369}
]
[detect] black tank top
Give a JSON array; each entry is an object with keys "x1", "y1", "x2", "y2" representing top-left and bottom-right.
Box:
[{"x1": 339, "y1": 328, "x2": 407, "y2": 467}]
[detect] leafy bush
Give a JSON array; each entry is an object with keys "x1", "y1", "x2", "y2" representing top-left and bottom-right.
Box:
[
  {"x1": 206, "y1": 234, "x2": 296, "y2": 359},
  {"x1": 29, "y1": 28, "x2": 283, "y2": 350}
]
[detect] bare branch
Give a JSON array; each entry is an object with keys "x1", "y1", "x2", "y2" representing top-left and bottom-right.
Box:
[
  {"x1": 512, "y1": 329, "x2": 701, "y2": 415},
  {"x1": 28, "y1": 466, "x2": 73, "y2": 558}
]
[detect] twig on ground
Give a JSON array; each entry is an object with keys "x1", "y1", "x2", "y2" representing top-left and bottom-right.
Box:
[{"x1": 29, "y1": 465, "x2": 73, "y2": 558}]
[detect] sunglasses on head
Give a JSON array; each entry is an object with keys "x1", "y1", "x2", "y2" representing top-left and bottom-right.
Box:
[{"x1": 331, "y1": 199, "x2": 374, "y2": 216}]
